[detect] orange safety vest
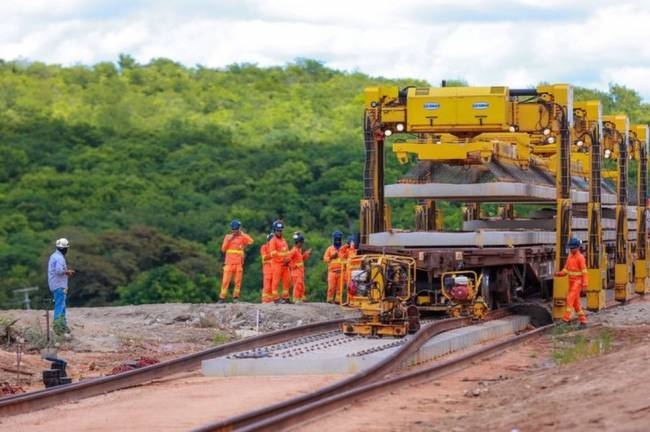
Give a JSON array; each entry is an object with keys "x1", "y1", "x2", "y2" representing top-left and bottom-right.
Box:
[
  {"x1": 288, "y1": 246, "x2": 310, "y2": 270},
  {"x1": 221, "y1": 233, "x2": 254, "y2": 266},
  {"x1": 260, "y1": 242, "x2": 272, "y2": 268},
  {"x1": 562, "y1": 251, "x2": 588, "y2": 286},
  {"x1": 323, "y1": 245, "x2": 348, "y2": 271},
  {"x1": 269, "y1": 236, "x2": 290, "y2": 265}
]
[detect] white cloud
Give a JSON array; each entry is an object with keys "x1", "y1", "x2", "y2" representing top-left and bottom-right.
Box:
[{"x1": 2, "y1": 0, "x2": 650, "y2": 100}]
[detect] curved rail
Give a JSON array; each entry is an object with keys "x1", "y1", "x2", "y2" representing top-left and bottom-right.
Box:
[
  {"x1": 193, "y1": 310, "x2": 512, "y2": 432},
  {"x1": 0, "y1": 318, "x2": 346, "y2": 416},
  {"x1": 239, "y1": 324, "x2": 552, "y2": 432},
  {"x1": 204, "y1": 295, "x2": 644, "y2": 431}
]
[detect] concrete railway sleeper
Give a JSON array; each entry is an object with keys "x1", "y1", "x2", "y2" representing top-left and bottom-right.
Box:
[
  {"x1": 233, "y1": 324, "x2": 553, "y2": 432},
  {"x1": 0, "y1": 318, "x2": 346, "y2": 417},
  {"x1": 193, "y1": 308, "x2": 517, "y2": 432}
]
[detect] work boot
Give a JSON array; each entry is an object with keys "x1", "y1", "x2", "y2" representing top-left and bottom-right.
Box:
[
  {"x1": 578, "y1": 322, "x2": 588, "y2": 330},
  {"x1": 233, "y1": 298, "x2": 239, "y2": 303},
  {"x1": 273, "y1": 299, "x2": 280, "y2": 304},
  {"x1": 217, "y1": 298, "x2": 226, "y2": 304}
]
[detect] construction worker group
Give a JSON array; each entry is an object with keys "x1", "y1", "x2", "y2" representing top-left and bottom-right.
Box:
[{"x1": 219, "y1": 219, "x2": 356, "y2": 304}]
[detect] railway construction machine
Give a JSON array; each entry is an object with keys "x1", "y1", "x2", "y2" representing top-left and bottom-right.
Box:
[
  {"x1": 356, "y1": 83, "x2": 649, "y2": 321},
  {"x1": 341, "y1": 254, "x2": 420, "y2": 337}
]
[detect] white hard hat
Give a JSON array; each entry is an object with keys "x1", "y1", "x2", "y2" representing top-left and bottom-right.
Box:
[{"x1": 55, "y1": 238, "x2": 70, "y2": 248}]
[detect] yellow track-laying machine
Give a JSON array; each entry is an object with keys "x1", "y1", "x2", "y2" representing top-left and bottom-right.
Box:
[
  {"x1": 342, "y1": 81, "x2": 649, "y2": 328},
  {"x1": 341, "y1": 254, "x2": 420, "y2": 338}
]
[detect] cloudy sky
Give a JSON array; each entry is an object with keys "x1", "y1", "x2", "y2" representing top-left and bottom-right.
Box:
[{"x1": 3, "y1": 0, "x2": 650, "y2": 98}]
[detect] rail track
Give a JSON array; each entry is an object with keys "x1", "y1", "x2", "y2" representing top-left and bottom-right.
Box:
[
  {"x1": 232, "y1": 325, "x2": 552, "y2": 432},
  {"x1": 1, "y1": 295, "x2": 640, "y2": 426},
  {"x1": 0, "y1": 318, "x2": 346, "y2": 416},
  {"x1": 193, "y1": 296, "x2": 642, "y2": 432},
  {"x1": 192, "y1": 308, "x2": 515, "y2": 432}
]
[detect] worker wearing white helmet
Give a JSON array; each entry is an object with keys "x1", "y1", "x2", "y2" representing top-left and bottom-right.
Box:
[{"x1": 48, "y1": 238, "x2": 75, "y2": 334}]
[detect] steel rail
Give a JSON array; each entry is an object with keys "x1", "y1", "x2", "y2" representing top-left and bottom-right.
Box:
[
  {"x1": 226, "y1": 294, "x2": 646, "y2": 431},
  {"x1": 0, "y1": 318, "x2": 346, "y2": 416},
  {"x1": 238, "y1": 324, "x2": 552, "y2": 432},
  {"x1": 193, "y1": 309, "x2": 512, "y2": 432}
]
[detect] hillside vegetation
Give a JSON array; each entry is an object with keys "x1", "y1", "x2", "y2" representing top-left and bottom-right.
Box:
[{"x1": 1, "y1": 56, "x2": 649, "y2": 307}]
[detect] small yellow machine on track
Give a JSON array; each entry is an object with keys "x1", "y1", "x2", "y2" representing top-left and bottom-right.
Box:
[
  {"x1": 341, "y1": 254, "x2": 420, "y2": 338},
  {"x1": 440, "y1": 270, "x2": 488, "y2": 319}
]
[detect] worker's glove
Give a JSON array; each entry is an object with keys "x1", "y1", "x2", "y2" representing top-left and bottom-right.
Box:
[
  {"x1": 283, "y1": 259, "x2": 290, "y2": 265},
  {"x1": 64, "y1": 288, "x2": 68, "y2": 295},
  {"x1": 555, "y1": 271, "x2": 566, "y2": 277},
  {"x1": 331, "y1": 252, "x2": 338, "y2": 259}
]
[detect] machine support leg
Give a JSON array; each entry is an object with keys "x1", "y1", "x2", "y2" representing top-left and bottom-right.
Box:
[
  {"x1": 635, "y1": 142, "x2": 648, "y2": 294},
  {"x1": 615, "y1": 135, "x2": 630, "y2": 302},
  {"x1": 553, "y1": 107, "x2": 572, "y2": 320},
  {"x1": 587, "y1": 130, "x2": 605, "y2": 311}
]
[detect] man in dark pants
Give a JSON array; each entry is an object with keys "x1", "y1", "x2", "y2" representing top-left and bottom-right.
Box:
[{"x1": 48, "y1": 238, "x2": 74, "y2": 335}]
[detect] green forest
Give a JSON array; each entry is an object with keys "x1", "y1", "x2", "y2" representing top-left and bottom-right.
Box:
[{"x1": 1, "y1": 56, "x2": 649, "y2": 308}]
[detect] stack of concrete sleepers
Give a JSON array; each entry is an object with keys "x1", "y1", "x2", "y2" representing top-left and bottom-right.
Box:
[
  {"x1": 368, "y1": 229, "x2": 641, "y2": 248},
  {"x1": 385, "y1": 182, "x2": 618, "y2": 205},
  {"x1": 377, "y1": 181, "x2": 642, "y2": 248}
]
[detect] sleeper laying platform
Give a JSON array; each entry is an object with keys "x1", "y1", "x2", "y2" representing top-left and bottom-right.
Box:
[
  {"x1": 368, "y1": 229, "x2": 632, "y2": 248},
  {"x1": 202, "y1": 316, "x2": 530, "y2": 376}
]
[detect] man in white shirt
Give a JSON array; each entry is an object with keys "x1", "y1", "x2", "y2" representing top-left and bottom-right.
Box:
[{"x1": 48, "y1": 238, "x2": 74, "y2": 334}]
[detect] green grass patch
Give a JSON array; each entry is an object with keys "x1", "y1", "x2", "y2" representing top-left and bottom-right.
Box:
[
  {"x1": 212, "y1": 331, "x2": 230, "y2": 346},
  {"x1": 552, "y1": 328, "x2": 612, "y2": 365}
]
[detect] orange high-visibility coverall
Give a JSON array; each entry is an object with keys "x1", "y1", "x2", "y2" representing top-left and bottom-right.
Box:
[
  {"x1": 260, "y1": 242, "x2": 273, "y2": 303},
  {"x1": 344, "y1": 245, "x2": 357, "y2": 285},
  {"x1": 323, "y1": 245, "x2": 348, "y2": 302},
  {"x1": 288, "y1": 246, "x2": 311, "y2": 302},
  {"x1": 558, "y1": 250, "x2": 588, "y2": 324},
  {"x1": 269, "y1": 235, "x2": 291, "y2": 301},
  {"x1": 220, "y1": 232, "x2": 254, "y2": 299}
]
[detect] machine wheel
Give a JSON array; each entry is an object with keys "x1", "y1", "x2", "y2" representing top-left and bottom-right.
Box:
[
  {"x1": 406, "y1": 305, "x2": 420, "y2": 333},
  {"x1": 449, "y1": 304, "x2": 463, "y2": 318},
  {"x1": 472, "y1": 297, "x2": 488, "y2": 320}
]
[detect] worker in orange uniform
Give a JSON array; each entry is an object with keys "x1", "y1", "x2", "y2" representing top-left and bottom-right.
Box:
[
  {"x1": 346, "y1": 235, "x2": 357, "y2": 257},
  {"x1": 269, "y1": 220, "x2": 291, "y2": 304},
  {"x1": 556, "y1": 237, "x2": 588, "y2": 328},
  {"x1": 260, "y1": 233, "x2": 274, "y2": 303},
  {"x1": 288, "y1": 232, "x2": 312, "y2": 304},
  {"x1": 323, "y1": 231, "x2": 348, "y2": 304},
  {"x1": 343, "y1": 235, "x2": 358, "y2": 300},
  {"x1": 219, "y1": 220, "x2": 254, "y2": 303}
]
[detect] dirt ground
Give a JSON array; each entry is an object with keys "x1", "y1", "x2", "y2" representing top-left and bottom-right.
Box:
[
  {"x1": 0, "y1": 373, "x2": 344, "y2": 431},
  {"x1": 304, "y1": 299, "x2": 650, "y2": 432},
  {"x1": 4, "y1": 300, "x2": 650, "y2": 431},
  {"x1": 0, "y1": 302, "x2": 355, "y2": 391}
]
